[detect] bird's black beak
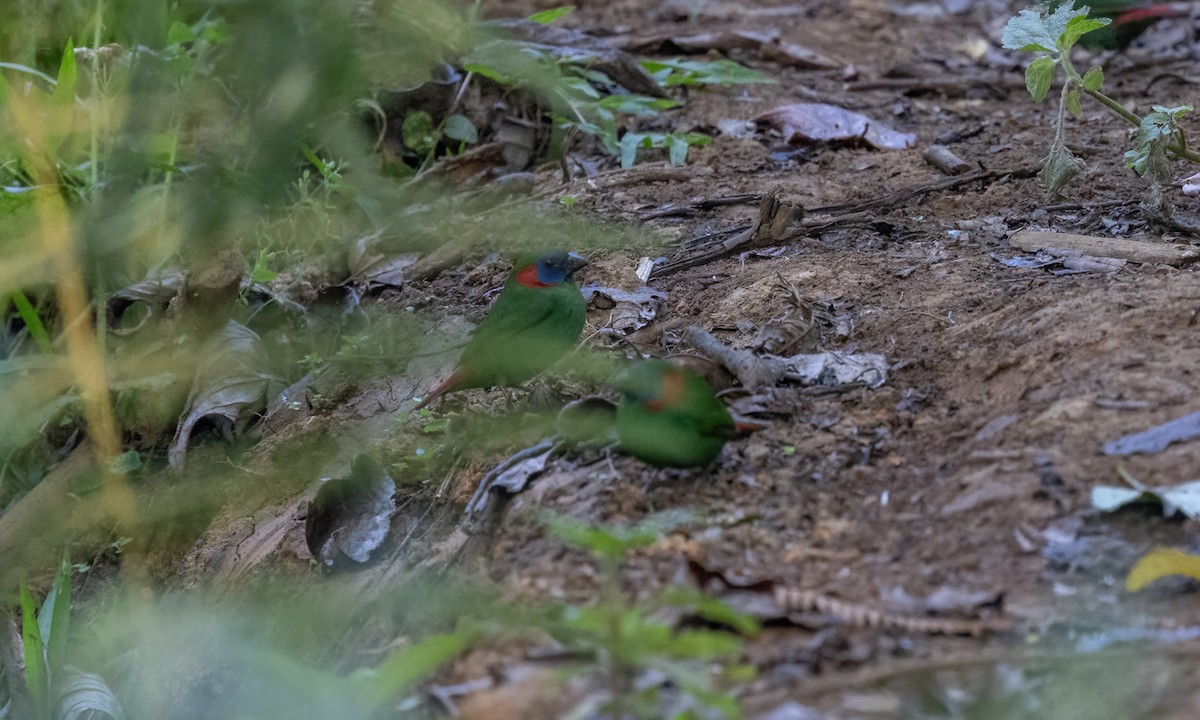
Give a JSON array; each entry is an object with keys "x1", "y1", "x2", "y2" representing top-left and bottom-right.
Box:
[{"x1": 564, "y1": 252, "x2": 589, "y2": 277}]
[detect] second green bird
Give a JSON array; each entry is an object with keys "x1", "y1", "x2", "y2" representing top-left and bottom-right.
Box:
[{"x1": 615, "y1": 360, "x2": 734, "y2": 468}]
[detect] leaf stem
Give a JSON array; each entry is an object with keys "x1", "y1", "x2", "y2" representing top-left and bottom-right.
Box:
[{"x1": 1061, "y1": 55, "x2": 1200, "y2": 163}]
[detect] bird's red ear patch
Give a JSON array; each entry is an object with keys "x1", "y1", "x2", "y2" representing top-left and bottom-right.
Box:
[
  {"x1": 644, "y1": 368, "x2": 687, "y2": 412},
  {"x1": 515, "y1": 264, "x2": 555, "y2": 288}
]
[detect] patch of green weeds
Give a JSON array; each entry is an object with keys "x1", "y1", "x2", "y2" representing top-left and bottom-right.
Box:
[
  {"x1": 620, "y1": 131, "x2": 713, "y2": 169},
  {"x1": 2, "y1": 555, "x2": 125, "y2": 720},
  {"x1": 397, "y1": 109, "x2": 479, "y2": 173},
  {"x1": 462, "y1": 14, "x2": 768, "y2": 169}
]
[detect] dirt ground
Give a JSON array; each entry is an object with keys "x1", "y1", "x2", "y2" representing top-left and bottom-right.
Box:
[{"x1": 170, "y1": 1, "x2": 1200, "y2": 717}]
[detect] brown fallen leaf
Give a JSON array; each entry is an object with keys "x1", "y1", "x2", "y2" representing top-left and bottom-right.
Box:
[
  {"x1": 610, "y1": 29, "x2": 840, "y2": 70},
  {"x1": 755, "y1": 103, "x2": 917, "y2": 150},
  {"x1": 306, "y1": 454, "x2": 396, "y2": 568},
  {"x1": 582, "y1": 285, "x2": 668, "y2": 334},
  {"x1": 168, "y1": 320, "x2": 281, "y2": 469},
  {"x1": 107, "y1": 271, "x2": 185, "y2": 335}
]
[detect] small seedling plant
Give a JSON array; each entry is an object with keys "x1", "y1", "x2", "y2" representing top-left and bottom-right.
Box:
[
  {"x1": 1, "y1": 556, "x2": 125, "y2": 720},
  {"x1": 542, "y1": 512, "x2": 757, "y2": 720},
  {"x1": 1003, "y1": 1, "x2": 1200, "y2": 212}
]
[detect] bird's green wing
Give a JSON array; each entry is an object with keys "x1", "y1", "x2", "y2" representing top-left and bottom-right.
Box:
[{"x1": 458, "y1": 283, "x2": 584, "y2": 387}]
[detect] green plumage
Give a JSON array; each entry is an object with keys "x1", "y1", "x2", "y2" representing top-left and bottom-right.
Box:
[
  {"x1": 615, "y1": 360, "x2": 733, "y2": 468},
  {"x1": 417, "y1": 251, "x2": 587, "y2": 408},
  {"x1": 459, "y1": 271, "x2": 585, "y2": 387}
]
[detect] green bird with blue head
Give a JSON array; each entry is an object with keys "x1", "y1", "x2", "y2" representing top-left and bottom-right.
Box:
[
  {"x1": 615, "y1": 360, "x2": 734, "y2": 468},
  {"x1": 416, "y1": 250, "x2": 588, "y2": 409}
]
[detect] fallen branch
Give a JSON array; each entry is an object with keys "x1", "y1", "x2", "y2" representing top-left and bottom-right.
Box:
[
  {"x1": 686, "y1": 326, "x2": 787, "y2": 389},
  {"x1": 1009, "y1": 230, "x2": 1200, "y2": 266},
  {"x1": 686, "y1": 326, "x2": 890, "y2": 390},
  {"x1": 653, "y1": 166, "x2": 1039, "y2": 277}
]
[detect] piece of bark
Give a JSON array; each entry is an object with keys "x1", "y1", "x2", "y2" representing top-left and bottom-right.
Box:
[
  {"x1": 1009, "y1": 230, "x2": 1200, "y2": 266},
  {"x1": 923, "y1": 144, "x2": 971, "y2": 175}
]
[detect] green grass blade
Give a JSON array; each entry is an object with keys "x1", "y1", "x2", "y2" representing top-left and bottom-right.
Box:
[
  {"x1": 19, "y1": 580, "x2": 48, "y2": 718},
  {"x1": 43, "y1": 554, "x2": 73, "y2": 675},
  {"x1": 52, "y1": 38, "x2": 77, "y2": 104},
  {"x1": 9, "y1": 292, "x2": 53, "y2": 353}
]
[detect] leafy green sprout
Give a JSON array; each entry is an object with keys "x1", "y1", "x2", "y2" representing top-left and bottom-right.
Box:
[
  {"x1": 298, "y1": 352, "x2": 324, "y2": 372},
  {"x1": 399, "y1": 110, "x2": 478, "y2": 172},
  {"x1": 247, "y1": 249, "x2": 279, "y2": 284},
  {"x1": 620, "y1": 131, "x2": 713, "y2": 169},
  {"x1": 1003, "y1": 2, "x2": 1200, "y2": 197},
  {"x1": 543, "y1": 512, "x2": 757, "y2": 720},
  {"x1": 1124, "y1": 104, "x2": 1194, "y2": 174}
]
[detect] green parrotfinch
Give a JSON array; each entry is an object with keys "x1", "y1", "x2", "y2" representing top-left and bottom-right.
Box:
[
  {"x1": 615, "y1": 360, "x2": 734, "y2": 468},
  {"x1": 416, "y1": 250, "x2": 588, "y2": 409}
]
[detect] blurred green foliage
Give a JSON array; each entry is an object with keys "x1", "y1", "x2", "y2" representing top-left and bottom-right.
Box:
[{"x1": 0, "y1": 1, "x2": 764, "y2": 716}]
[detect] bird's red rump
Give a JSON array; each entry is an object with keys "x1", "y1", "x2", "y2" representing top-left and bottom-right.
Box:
[{"x1": 515, "y1": 264, "x2": 556, "y2": 288}]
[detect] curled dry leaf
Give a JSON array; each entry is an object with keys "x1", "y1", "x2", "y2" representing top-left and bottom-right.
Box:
[
  {"x1": 464, "y1": 439, "x2": 557, "y2": 520},
  {"x1": 168, "y1": 320, "x2": 281, "y2": 469},
  {"x1": 687, "y1": 325, "x2": 889, "y2": 389},
  {"x1": 107, "y1": 271, "x2": 184, "y2": 335},
  {"x1": 1183, "y1": 172, "x2": 1200, "y2": 196},
  {"x1": 53, "y1": 666, "x2": 127, "y2": 720},
  {"x1": 348, "y1": 230, "x2": 420, "y2": 288},
  {"x1": 1103, "y1": 410, "x2": 1200, "y2": 456},
  {"x1": 582, "y1": 285, "x2": 668, "y2": 334},
  {"x1": 753, "y1": 298, "x2": 818, "y2": 355},
  {"x1": 305, "y1": 454, "x2": 396, "y2": 568},
  {"x1": 787, "y1": 351, "x2": 889, "y2": 387},
  {"x1": 755, "y1": 103, "x2": 917, "y2": 150}
]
